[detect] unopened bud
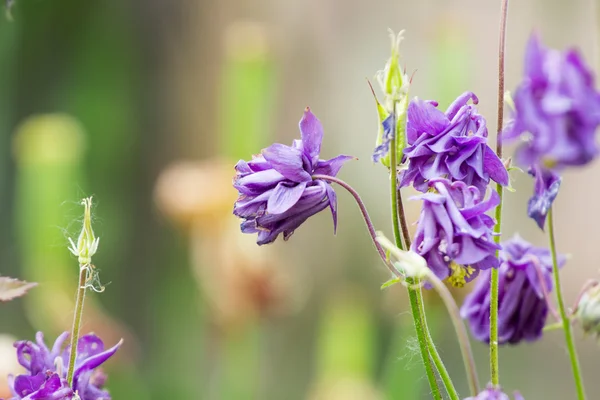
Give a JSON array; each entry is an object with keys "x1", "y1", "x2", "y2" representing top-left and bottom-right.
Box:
[
  {"x1": 575, "y1": 283, "x2": 600, "y2": 337},
  {"x1": 68, "y1": 197, "x2": 99, "y2": 265}
]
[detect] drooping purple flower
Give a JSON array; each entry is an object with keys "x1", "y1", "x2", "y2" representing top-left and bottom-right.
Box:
[
  {"x1": 461, "y1": 235, "x2": 565, "y2": 344},
  {"x1": 410, "y1": 178, "x2": 500, "y2": 287},
  {"x1": 400, "y1": 92, "x2": 508, "y2": 193},
  {"x1": 464, "y1": 384, "x2": 524, "y2": 400},
  {"x1": 503, "y1": 33, "x2": 600, "y2": 169},
  {"x1": 8, "y1": 332, "x2": 121, "y2": 400},
  {"x1": 233, "y1": 108, "x2": 353, "y2": 245},
  {"x1": 527, "y1": 164, "x2": 561, "y2": 230}
]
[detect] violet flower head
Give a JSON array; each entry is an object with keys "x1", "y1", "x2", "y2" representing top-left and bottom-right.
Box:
[
  {"x1": 233, "y1": 108, "x2": 353, "y2": 245},
  {"x1": 461, "y1": 235, "x2": 565, "y2": 344},
  {"x1": 400, "y1": 91, "x2": 508, "y2": 193},
  {"x1": 503, "y1": 34, "x2": 600, "y2": 169},
  {"x1": 8, "y1": 332, "x2": 121, "y2": 400},
  {"x1": 527, "y1": 164, "x2": 561, "y2": 230},
  {"x1": 410, "y1": 178, "x2": 500, "y2": 287},
  {"x1": 464, "y1": 384, "x2": 524, "y2": 400}
]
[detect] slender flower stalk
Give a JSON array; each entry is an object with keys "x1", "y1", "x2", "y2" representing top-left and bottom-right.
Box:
[
  {"x1": 548, "y1": 208, "x2": 586, "y2": 399},
  {"x1": 311, "y1": 174, "x2": 397, "y2": 277},
  {"x1": 490, "y1": 0, "x2": 509, "y2": 386},
  {"x1": 389, "y1": 119, "x2": 443, "y2": 400},
  {"x1": 66, "y1": 197, "x2": 100, "y2": 386},
  {"x1": 377, "y1": 235, "x2": 477, "y2": 399}
]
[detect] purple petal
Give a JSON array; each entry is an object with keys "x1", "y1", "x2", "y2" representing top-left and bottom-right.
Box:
[
  {"x1": 262, "y1": 143, "x2": 311, "y2": 183},
  {"x1": 483, "y1": 145, "x2": 509, "y2": 186},
  {"x1": 13, "y1": 373, "x2": 46, "y2": 398},
  {"x1": 313, "y1": 155, "x2": 354, "y2": 177},
  {"x1": 325, "y1": 183, "x2": 338, "y2": 234},
  {"x1": 73, "y1": 339, "x2": 122, "y2": 388},
  {"x1": 267, "y1": 182, "x2": 308, "y2": 214},
  {"x1": 299, "y1": 108, "x2": 324, "y2": 168},
  {"x1": 234, "y1": 169, "x2": 286, "y2": 196},
  {"x1": 406, "y1": 99, "x2": 449, "y2": 144},
  {"x1": 445, "y1": 91, "x2": 479, "y2": 120}
]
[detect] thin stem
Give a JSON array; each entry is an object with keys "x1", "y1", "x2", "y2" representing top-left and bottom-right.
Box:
[
  {"x1": 389, "y1": 132, "x2": 442, "y2": 399},
  {"x1": 548, "y1": 208, "x2": 586, "y2": 400},
  {"x1": 397, "y1": 188, "x2": 412, "y2": 249},
  {"x1": 311, "y1": 174, "x2": 399, "y2": 278},
  {"x1": 67, "y1": 265, "x2": 89, "y2": 385},
  {"x1": 425, "y1": 323, "x2": 460, "y2": 400},
  {"x1": 425, "y1": 270, "x2": 479, "y2": 396},
  {"x1": 406, "y1": 283, "x2": 442, "y2": 400},
  {"x1": 490, "y1": 0, "x2": 509, "y2": 386},
  {"x1": 389, "y1": 136, "x2": 404, "y2": 251}
]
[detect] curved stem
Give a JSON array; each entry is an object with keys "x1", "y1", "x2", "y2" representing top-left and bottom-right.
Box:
[
  {"x1": 548, "y1": 208, "x2": 586, "y2": 400},
  {"x1": 490, "y1": 0, "x2": 509, "y2": 386},
  {"x1": 311, "y1": 174, "x2": 399, "y2": 278},
  {"x1": 67, "y1": 265, "x2": 89, "y2": 385},
  {"x1": 397, "y1": 188, "x2": 412, "y2": 248}
]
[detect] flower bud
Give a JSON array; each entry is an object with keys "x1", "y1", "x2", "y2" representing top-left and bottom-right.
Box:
[
  {"x1": 575, "y1": 283, "x2": 600, "y2": 337},
  {"x1": 68, "y1": 197, "x2": 99, "y2": 265},
  {"x1": 371, "y1": 30, "x2": 410, "y2": 167}
]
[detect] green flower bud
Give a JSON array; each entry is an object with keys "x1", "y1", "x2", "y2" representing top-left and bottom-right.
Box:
[
  {"x1": 371, "y1": 30, "x2": 410, "y2": 167},
  {"x1": 68, "y1": 197, "x2": 99, "y2": 265},
  {"x1": 575, "y1": 283, "x2": 600, "y2": 337}
]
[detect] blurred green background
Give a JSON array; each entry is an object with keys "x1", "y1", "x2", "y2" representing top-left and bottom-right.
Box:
[{"x1": 0, "y1": 0, "x2": 599, "y2": 399}]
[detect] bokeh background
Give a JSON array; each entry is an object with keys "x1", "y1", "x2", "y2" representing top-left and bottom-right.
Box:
[{"x1": 0, "y1": 0, "x2": 599, "y2": 399}]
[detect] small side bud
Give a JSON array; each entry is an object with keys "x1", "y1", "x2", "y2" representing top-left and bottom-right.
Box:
[
  {"x1": 575, "y1": 282, "x2": 600, "y2": 337},
  {"x1": 68, "y1": 197, "x2": 99, "y2": 265},
  {"x1": 375, "y1": 232, "x2": 428, "y2": 280}
]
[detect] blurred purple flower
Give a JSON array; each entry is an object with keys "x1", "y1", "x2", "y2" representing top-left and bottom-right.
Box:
[
  {"x1": 503, "y1": 34, "x2": 600, "y2": 169},
  {"x1": 464, "y1": 384, "x2": 524, "y2": 400},
  {"x1": 410, "y1": 178, "x2": 500, "y2": 287},
  {"x1": 8, "y1": 332, "x2": 121, "y2": 400},
  {"x1": 400, "y1": 92, "x2": 508, "y2": 193},
  {"x1": 527, "y1": 164, "x2": 561, "y2": 230},
  {"x1": 461, "y1": 235, "x2": 565, "y2": 344},
  {"x1": 233, "y1": 108, "x2": 353, "y2": 245}
]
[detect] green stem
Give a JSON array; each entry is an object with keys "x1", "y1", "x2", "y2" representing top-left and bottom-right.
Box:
[
  {"x1": 548, "y1": 208, "x2": 586, "y2": 400},
  {"x1": 67, "y1": 265, "x2": 88, "y2": 386},
  {"x1": 420, "y1": 294, "x2": 460, "y2": 400},
  {"x1": 489, "y1": 183, "x2": 503, "y2": 386},
  {"x1": 490, "y1": 0, "x2": 509, "y2": 385},
  {"x1": 389, "y1": 133, "x2": 442, "y2": 400}
]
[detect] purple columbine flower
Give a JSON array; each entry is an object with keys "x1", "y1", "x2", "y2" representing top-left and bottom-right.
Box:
[
  {"x1": 503, "y1": 34, "x2": 600, "y2": 169},
  {"x1": 7, "y1": 332, "x2": 121, "y2": 400},
  {"x1": 461, "y1": 235, "x2": 564, "y2": 344},
  {"x1": 410, "y1": 178, "x2": 500, "y2": 287},
  {"x1": 527, "y1": 164, "x2": 561, "y2": 230},
  {"x1": 400, "y1": 91, "x2": 508, "y2": 193},
  {"x1": 464, "y1": 384, "x2": 524, "y2": 400},
  {"x1": 233, "y1": 108, "x2": 353, "y2": 245}
]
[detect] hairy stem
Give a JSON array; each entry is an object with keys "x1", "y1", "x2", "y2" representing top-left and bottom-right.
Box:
[
  {"x1": 67, "y1": 265, "x2": 88, "y2": 385},
  {"x1": 548, "y1": 208, "x2": 586, "y2": 400},
  {"x1": 389, "y1": 133, "x2": 443, "y2": 399},
  {"x1": 490, "y1": 0, "x2": 509, "y2": 386},
  {"x1": 425, "y1": 269, "x2": 479, "y2": 396}
]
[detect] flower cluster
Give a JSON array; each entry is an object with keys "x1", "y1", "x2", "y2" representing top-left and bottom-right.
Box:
[
  {"x1": 504, "y1": 34, "x2": 600, "y2": 228},
  {"x1": 461, "y1": 235, "x2": 563, "y2": 344},
  {"x1": 400, "y1": 91, "x2": 508, "y2": 193},
  {"x1": 504, "y1": 34, "x2": 600, "y2": 169},
  {"x1": 6, "y1": 332, "x2": 121, "y2": 400},
  {"x1": 411, "y1": 178, "x2": 500, "y2": 287},
  {"x1": 233, "y1": 108, "x2": 352, "y2": 245}
]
